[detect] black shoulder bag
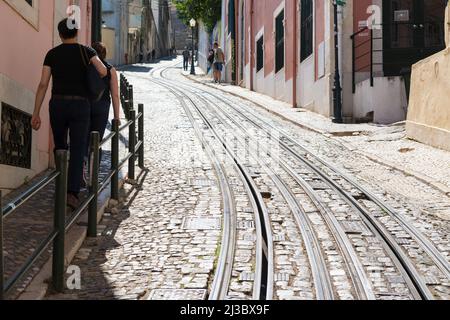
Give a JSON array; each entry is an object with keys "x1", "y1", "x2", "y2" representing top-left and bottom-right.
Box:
[{"x1": 79, "y1": 45, "x2": 107, "y2": 102}]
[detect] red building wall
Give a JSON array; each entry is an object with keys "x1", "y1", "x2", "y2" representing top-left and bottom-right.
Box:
[{"x1": 353, "y1": 0, "x2": 374, "y2": 73}]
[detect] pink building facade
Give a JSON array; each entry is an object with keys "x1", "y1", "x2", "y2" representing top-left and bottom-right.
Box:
[
  {"x1": 0, "y1": 0, "x2": 93, "y2": 194},
  {"x1": 221, "y1": 0, "x2": 446, "y2": 124}
]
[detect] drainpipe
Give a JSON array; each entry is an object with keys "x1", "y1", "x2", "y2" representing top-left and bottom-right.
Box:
[
  {"x1": 292, "y1": 0, "x2": 298, "y2": 108},
  {"x1": 250, "y1": 0, "x2": 254, "y2": 91}
]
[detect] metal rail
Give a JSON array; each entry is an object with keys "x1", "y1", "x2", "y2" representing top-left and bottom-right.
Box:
[
  {"x1": 159, "y1": 82, "x2": 237, "y2": 300},
  {"x1": 0, "y1": 75, "x2": 145, "y2": 299},
  {"x1": 184, "y1": 88, "x2": 335, "y2": 300},
  {"x1": 196, "y1": 86, "x2": 446, "y2": 300},
  {"x1": 192, "y1": 90, "x2": 375, "y2": 300},
  {"x1": 153, "y1": 65, "x2": 449, "y2": 299},
  {"x1": 145, "y1": 71, "x2": 273, "y2": 300}
]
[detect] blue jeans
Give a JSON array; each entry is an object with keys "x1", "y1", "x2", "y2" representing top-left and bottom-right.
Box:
[
  {"x1": 87, "y1": 99, "x2": 111, "y2": 162},
  {"x1": 49, "y1": 99, "x2": 90, "y2": 195}
]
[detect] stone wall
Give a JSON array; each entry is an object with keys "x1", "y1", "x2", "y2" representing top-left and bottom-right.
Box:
[{"x1": 406, "y1": 5, "x2": 450, "y2": 151}]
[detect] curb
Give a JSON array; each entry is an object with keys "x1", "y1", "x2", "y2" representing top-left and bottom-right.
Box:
[{"x1": 183, "y1": 73, "x2": 450, "y2": 197}]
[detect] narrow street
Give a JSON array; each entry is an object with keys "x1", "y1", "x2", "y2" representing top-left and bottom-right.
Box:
[{"x1": 44, "y1": 57, "x2": 450, "y2": 301}]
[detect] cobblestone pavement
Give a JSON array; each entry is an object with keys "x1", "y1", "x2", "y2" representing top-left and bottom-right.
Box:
[
  {"x1": 46, "y1": 59, "x2": 223, "y2": 300},
  {"x1": 43, "y1": 57, "x2": 449, "y2": 300}
]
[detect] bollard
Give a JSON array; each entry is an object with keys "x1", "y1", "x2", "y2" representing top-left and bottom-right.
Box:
[
  {"x1": 138, "y1": 104, "x2": 144, "y2": 169},
  {"x1": 128, "y1": 109, "x2": 136, "y2": 180},
  {"x1": 111, "y1": 119, "x2": 120, "y2": 200},
  {"x1": 0, "y1": 191, "x2": 3, "y2": 300},
  {"x1": 52, "y1": 150, "x2": 68, "y2": 292},
  {"x1": 88, "y1": 132, "x2": 100, "y2": 238}
]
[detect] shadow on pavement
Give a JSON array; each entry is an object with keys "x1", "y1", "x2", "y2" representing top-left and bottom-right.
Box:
[{"x1": 45, "y1": 168, "x2": 149, "y2": 300}]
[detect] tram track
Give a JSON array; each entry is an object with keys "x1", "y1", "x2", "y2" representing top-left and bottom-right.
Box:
[
  {"x1": 143, "y1": 63, "x2": 273, "y2": 300},
  {"x1": 190, "y1": 82, "x2": 450, "y2": 299},
  {"x1": 123, "y1": 61, "x2": 450, "y2": 300},
  {"x1": 153, "y1": 66, "x2": 343, "y2": 300},
  {"x1": 159, "y1": 65, "x2": 447, "y2": 299}
]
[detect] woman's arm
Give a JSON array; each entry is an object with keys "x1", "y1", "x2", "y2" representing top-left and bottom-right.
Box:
[
  {"x1": 31, "y1": 66, "x2": 51, "y2": 131},
  {"x1": 109, "y1": 68, "x2": 121, "y2": 123},
  {"x1": 90, "y1": 56, "x2": 108, "y2": 78}
]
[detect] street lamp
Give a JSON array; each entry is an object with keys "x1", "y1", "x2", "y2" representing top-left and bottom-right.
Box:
[
  {"x1": 190, "y1": 18, "x2": 196, "y2": 75},
  {"x1": 332, "y1": 1, "x2": 343, "y2": 123}
]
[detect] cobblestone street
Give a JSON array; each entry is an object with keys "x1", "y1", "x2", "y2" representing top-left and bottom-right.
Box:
[{"x1": 44, "y1": 58, "x2": 450, "y2": 301}]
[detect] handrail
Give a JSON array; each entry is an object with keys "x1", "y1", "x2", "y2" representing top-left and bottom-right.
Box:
[
  {"x1": 99, "y1": 131, "x2": 115, "y2": 148},
  {"x1": 2, "y1": 172, "x2": 59, "y2": 219},
  {"x1": 350, "y1": 26, "x2": 369, "y2": 39},
  {"x1": 351, "y1": 27, "x2": 374, "y2": 93},
  {"x1": 1, "y1": 74, "x2": 145, "y2": 299}
]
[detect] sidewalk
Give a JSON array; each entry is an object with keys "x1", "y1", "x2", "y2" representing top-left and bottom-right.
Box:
[
  {"x1": 1, "y1": 120, "x2": 129, "y2": 300},
  {"x1": 184, "y1": 67, "x2": 450, "y2": 195}
]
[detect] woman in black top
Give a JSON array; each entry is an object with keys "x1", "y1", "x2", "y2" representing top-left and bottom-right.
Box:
[
  {"x1": 31, "y1": 18, "x2": 107, "y2": 209},
  {"x1": 87, "y1": 42, "x2": 121, "y2": 162}
]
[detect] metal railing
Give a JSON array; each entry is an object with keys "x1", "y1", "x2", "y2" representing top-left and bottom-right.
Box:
[
  {"x1": 0, "y1": 75, "x2": 144, "y2": 299},
  {"x1": 351, "y1": 22, "x2": 445, "y2": 94},
  {"x1": 350, "y1": 27, "x2": 381, "y2": 93},
  {"x1": 120, "y1": 74, "x2": 133, "y2": 121}
]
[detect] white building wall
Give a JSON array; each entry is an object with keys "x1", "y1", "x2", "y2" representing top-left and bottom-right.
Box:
[
  {"x1": 354, "y1": 77, "x2": 408, "y2": 124},
  {"x1": 197, "y1": 21, "x2": 211, "y2": 73}
]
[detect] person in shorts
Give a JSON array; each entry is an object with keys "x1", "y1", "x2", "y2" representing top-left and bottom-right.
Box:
[{"x1": 213, "y1": 42, "x2": 225, "y2": 84}]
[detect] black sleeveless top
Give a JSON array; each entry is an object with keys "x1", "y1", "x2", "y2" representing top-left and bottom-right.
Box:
[{"x1": 99, "y1": 60, "x2": 113, "y2": 103}]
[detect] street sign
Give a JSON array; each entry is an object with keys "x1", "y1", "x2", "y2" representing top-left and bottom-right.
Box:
[{"x1": 336, "y1": 0, "x2": 346, "y2": 6}]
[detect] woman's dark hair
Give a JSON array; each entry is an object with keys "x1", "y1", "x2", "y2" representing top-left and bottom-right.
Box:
[
  {"x1": 58, "y1": 18, "x2": 78, "y2": 39},
  {"x1": 92, "y1": 42, "x2": 107, "y2": 60}
]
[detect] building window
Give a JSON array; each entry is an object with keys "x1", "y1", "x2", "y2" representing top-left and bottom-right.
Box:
[
  {"x1": 256, "y1": 35, "x2": 264, "y2": 72},
  {"x1": 4, "y1": 0, "x2": 40, "y2": 29},
  {"x1": 300, "y1": 0, "x2": 313, "y2": 62},
  {"x1": 275, "y1": 10, "x2": 285, "y2": 73},
  {"x1": 0, "y1": 102, "x2": 32, "y2": 169}
]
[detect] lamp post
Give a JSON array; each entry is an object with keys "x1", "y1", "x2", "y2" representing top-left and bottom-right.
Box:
[
  {"x1": 190, "y1": 18, "x2": 196, "y2": 75},
  {"x1": 332, "y1": 1, "x2": 343, "y2": 123}
]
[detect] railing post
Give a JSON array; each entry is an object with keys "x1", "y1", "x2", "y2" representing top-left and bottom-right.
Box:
[
  {"x1": 129, "y1": 85, "x2": 134, "y2": 109},
  {"x1": 88, "y1": 132, "x2": 100, "y2": 238},
  {"x1": 111, "y1": 119, "x2": 120, "y2": 201},
  {"x1": 128, "y1": 109, "x2": 136, "y2": 181},
  {"x1": 0, "y1": 191, "x2": 4, "y2": 300},
  {"x1": 52, "y1": 150, "x2": 68, "y2": 292},
  {"x1": 370, "y1": 28, "x2": 374, "y2": 88},
  {"x1": 138, "y1": 104, "x2": 144, "y2": 169}
]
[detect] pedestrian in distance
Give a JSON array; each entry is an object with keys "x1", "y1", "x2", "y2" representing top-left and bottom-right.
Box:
[
  {"x1": 85, "y1": 42, "x2": 121, "y2": 169},
  {"x1": 152, "y1": 49, "x2": 156, "y2": 62},
  {"x1": 31, "y1": 18, "x2": 108, "y2": 210},
  {"x1": 182, "y1": 47, "x2": 190, "y2": 71},
  {"x1": 207, "y1": 49, "x2": 215, "y2": 76},
  {"x1": 213, "y1": 42, "x2": 225, "y2": 84},
  {"x1": 139, "y1": 50, "x2": 144, "y2": 63}
]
